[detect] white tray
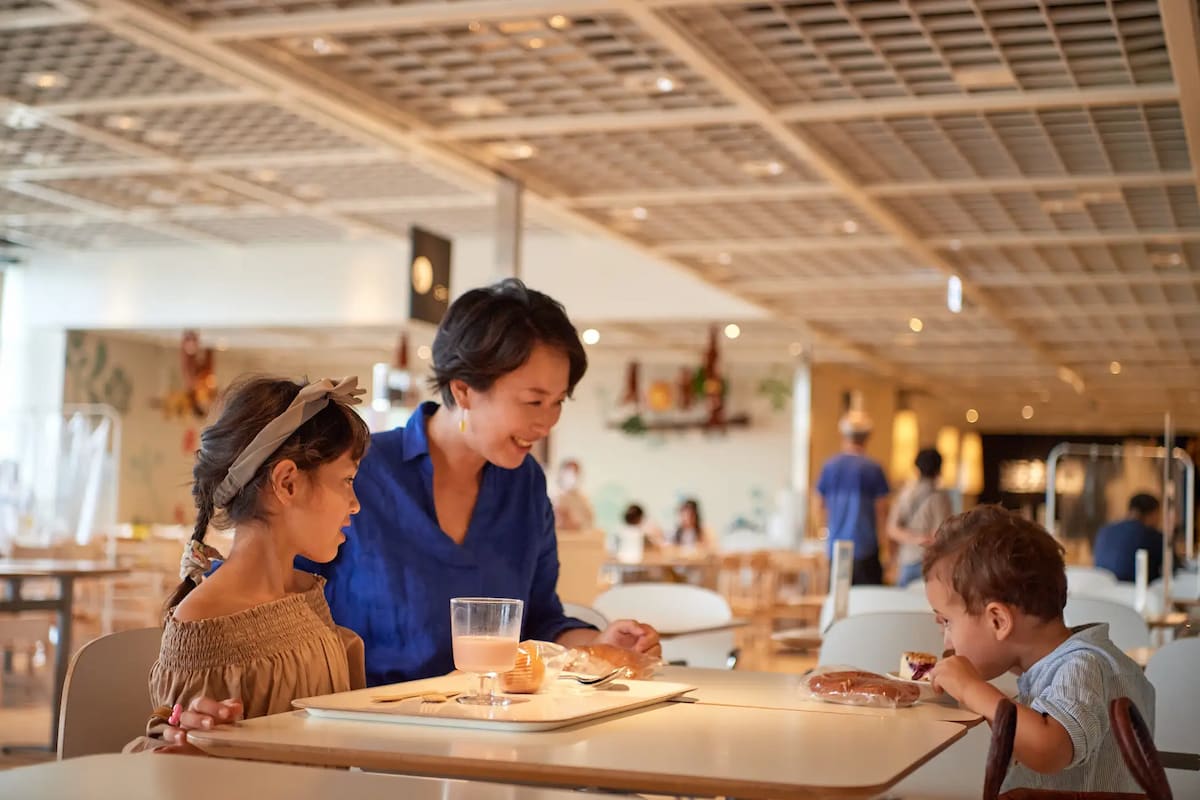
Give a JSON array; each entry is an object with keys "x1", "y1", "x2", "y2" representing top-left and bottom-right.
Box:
[{"x1": 294, "y1": 674, "x2": 696, "y2": 732}]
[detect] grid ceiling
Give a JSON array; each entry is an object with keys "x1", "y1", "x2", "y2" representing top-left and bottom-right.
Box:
[{"x1": 0, "y1": 0, "x2": 1197, "y2": 431}]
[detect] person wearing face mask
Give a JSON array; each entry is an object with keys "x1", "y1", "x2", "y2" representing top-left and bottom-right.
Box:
[
  {"x1": 553, "y1": 459, "x2": 595, "y2": 532},
  {"x1": 299, "y1": 280, "x2": 660, "y2": 686}
]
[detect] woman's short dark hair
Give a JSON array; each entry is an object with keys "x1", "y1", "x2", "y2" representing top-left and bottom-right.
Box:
[
  {"x1": 429, "y1": 279, "x2": 587, "y2": 407},
  {"x1": 915, "y1": 448, "x2": 942, "y2": 479}
]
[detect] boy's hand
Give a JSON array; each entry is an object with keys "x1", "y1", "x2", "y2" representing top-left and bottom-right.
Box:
[{"x1": 929, "y1": 655, "x2": 983, "y2": 700}]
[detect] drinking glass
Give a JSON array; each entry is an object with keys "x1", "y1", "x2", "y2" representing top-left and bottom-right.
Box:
[{"x1": 450, "y1": 597, "x2": 523, "y2": 706}]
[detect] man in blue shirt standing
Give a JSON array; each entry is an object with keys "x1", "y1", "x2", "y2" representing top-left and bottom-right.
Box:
[
  {"x1": 1093, "y1": 493, "x2": 1164, "y2": 583},
  {"x1": 816, "y1": 410, "x2": 890, "y2": 585}
]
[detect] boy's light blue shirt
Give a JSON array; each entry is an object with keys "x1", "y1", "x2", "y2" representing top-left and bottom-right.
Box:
[{"x1": 1003, "y1": 623, "x2": 1155, "y2": 793}]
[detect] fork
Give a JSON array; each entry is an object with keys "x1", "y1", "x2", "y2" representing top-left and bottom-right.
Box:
[{"x1": 558, "y1": 667, "x2": 629, "y2": 688}]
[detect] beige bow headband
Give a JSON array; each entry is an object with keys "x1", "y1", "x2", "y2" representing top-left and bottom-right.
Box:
[{"x1": 212, "y1": 376, "x2": 365, "y2": 508}]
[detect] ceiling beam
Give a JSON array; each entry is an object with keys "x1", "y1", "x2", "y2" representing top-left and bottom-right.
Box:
[
  {"x1": 932, "y1": 230, "x2": 1200, "y2": 248},
  {"x1": 31, "y1": 89, "x2": 261, "y2": 116},
  {"x1": 433, "y1": 85, "x2": 1181, "y2": 142},
  {"x1": 0, "y1": 7, "x2": 88, "y2": 31},
  {"x1": 435, "y1": 107, "x2": 752, "y2": 140},
  {"x1": 776, "y1": 84, "x2": 1179, "y2": 123},
  {"x1": 196, "y1": 0, "x2": 699, "y2": 41},
  {"x1": 1160, "y1": 0, "x2": 1200, "y2": 209},
  {"x1": 566, "y1": 170, "x2": 1197, "y2": 208},
  {"x1": 656, "y1": 237, "x2": 896, "y2": 256},
  {"x1": 615, "y1": 1, "x2": 1079, "y2": 381}
]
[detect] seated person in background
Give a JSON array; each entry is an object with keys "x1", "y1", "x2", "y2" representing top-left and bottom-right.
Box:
[
  {"x1": 1093, "y1": 493, "x2": 1164, "y2": 583},
  {"x1": 924, "y1": 505, "x2": 1154, "y2": 794},
  {"x1": 887, "y1": 447, "x2": 953, "y2": 587},
  {"x1": 131, "y1": 375, "x2": 371, "y2": 753},
  {"x1": 616, "y1": 503, "x2": 664, "y2": 560},
  {"x1": 553, "y1": 458, "x2": 595, "y2": 532},
  {"x1": 669, "y1": 498, "x2": 712, "y2": 552}
]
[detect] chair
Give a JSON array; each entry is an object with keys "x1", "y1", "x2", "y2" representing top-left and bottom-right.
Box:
[
  {"x1": 1066, "y1": 566, "x2": 1120, "y2": 596},
  {"x1": 1149, "y1": 573, "x2": 1200, "y2": 602},
  {"x1": 1064, "y1": 595, "x2": 1152, "y2": 651},
  {"x1": 818, "y1": 586, "x2": 933, "y2": 632},
  {"x1": 984, "y1": 696, "x2": 1171, "y2": 799},
  {"x1": 593, "y1": 583, "x2": 736, "y2": 669},
  {"x1": 561, "y1": 602, "x2": 608, "y2": 631},
  {"x1": 57, "y1": 627, "x2": 162, "y2": 759},
  {"x1": 554, "y1": 529, "x2": 608, "y2": 605},
  {"x1": 817, "y1": 611, "x2": 944, "y2": 674},
  {"x1": 1145, "y1": 638, "x2": 1200, "y2": 800}
]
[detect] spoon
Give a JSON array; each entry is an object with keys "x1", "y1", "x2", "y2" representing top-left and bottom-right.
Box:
[{"x1": 558, "y1": 667, "x2": 628, "y2": 688}]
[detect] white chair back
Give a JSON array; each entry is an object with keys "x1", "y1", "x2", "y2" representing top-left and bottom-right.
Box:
[
  {"x1": 58, "y1": 627, "x2": 162, "y2": 759},
  {"x1": 818, "y1": 612, "x2": 944, "y2": 674},
  {"x1": 818, "y1": 586, "x2": 932, "y2": 632},
  {"x1": 1065, "y1": 566, "x2": 1119, "y2": 595},
  {"x1": 1150, "y1": 572, "x2": 1200, "y2": 601},
  {"x1": 1146, "y1": 638, "x2": 1200, "y2": 800},
  {"x1": 1073, "y1": 582, "x2": 1164, "y2": 615},
  {"x1": 561, "y1": 602, "x2": 608, "y2": 631},
  {"x1": 593, "y1": 583, "x2": 735, "y2": 669},
  {"x1": 1062, "y1": 595, "x2": 1151, "y2": 651}
]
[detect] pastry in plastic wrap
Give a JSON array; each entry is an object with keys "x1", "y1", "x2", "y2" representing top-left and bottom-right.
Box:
[
  {"x1": 564, "y1": 644, "x2": 661, "y2": 680},
  {"x1": 805, "y1": 669, "x2": 922, "y2": 708},
  {"x1": 500, "y1": 641, "x2": 546, "y2": 693}
]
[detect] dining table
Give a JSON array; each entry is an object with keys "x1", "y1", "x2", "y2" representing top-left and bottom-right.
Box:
[
  {"x1": 188, "y1": 667, "x2": 971, "y2": 799},
  {"x1": 0, "y1": 559, "x2": 130, "y2": 750}
]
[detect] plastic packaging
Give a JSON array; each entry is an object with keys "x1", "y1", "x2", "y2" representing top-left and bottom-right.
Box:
[
  {"x1": 803, "y1": 667, "x2": 922, "y2": 708},
  {"x1": 500, "y1": 640, "x2": 569, "y2": 694},
  {"x1": 563, "y1": 643, "x2": 662, "y2": 680}
]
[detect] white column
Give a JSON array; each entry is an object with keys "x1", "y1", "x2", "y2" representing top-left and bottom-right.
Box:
[
  {"x1": 788, "y1": 347, "x2": 813, "y2": 548},
  {"x1": 494, "y1": 175, "x2": 523, "y2": 281}
]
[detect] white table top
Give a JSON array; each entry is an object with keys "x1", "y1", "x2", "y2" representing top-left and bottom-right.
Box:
[
  {"x1": 0, "y1": 753, "x2": 591, "y2": 800},
  {"x1": 189, "y1": 699, "x2": 967, "y2": 799},
  {"x1": 662, "y1": 666, "x2": 985, "y2": 726}
]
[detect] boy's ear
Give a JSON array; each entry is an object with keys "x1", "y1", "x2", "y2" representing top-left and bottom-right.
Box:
[{"x1": 984, "y1": 601, "x2": 1015, "y2": 642}]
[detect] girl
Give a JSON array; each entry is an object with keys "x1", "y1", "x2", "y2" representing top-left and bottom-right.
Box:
[{"x1": 131, "y1": 375, "x2": 370, "y2": 753}]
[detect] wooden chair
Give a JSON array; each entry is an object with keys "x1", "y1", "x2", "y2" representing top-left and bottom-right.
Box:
[{"x1": 984, "y1": 696, "x2": 1172, "y2": 800}]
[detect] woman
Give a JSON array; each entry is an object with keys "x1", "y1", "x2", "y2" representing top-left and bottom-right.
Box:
[
  {"x1": 305, "y1": 279, "x2": 658, "y2": 685},
  {"x1": 670, "y1": 498, "x2": 711, "y2": 551},
  {"x1": 886, "y1": 448, "x2": 953, "y2": 587}
]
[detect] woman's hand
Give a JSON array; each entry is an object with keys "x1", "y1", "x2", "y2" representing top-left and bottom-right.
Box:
[
  {"x1": 597, "y1": 619, "x2": 662, "y2": 657},
  {"x1": 155, "y1": 697, "x2": 243, "y2": 756}
]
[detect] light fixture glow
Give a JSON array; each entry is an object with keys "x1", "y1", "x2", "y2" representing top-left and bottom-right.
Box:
[
  {"x1": 723, "y1": 323, "x2": 741, "y2": 340},
  {"x1": 582, "y1": 328, "x2": 600, "y2": 345}
]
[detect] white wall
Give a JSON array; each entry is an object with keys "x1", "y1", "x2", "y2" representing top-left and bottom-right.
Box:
[{"x1": 551, "y1": 360, "x2": 796, "y2": 544}]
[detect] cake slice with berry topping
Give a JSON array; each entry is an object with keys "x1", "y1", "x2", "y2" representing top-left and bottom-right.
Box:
[{"x1": 899, "y1": 651, "x2": 938, "y2": 682}]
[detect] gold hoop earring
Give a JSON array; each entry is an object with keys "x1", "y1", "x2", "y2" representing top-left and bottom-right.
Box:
[{"x1": 459, "y1": 411, "x2": 467, "y2": 433}]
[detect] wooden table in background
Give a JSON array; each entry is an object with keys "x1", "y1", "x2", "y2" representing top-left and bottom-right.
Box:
[{"x1": 0, "y1": 559, "x2": 129, "y2": 750}]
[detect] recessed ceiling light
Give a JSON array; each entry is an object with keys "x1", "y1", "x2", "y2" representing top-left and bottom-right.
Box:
[
  {"x1": 525, "y1": 37, "x2": 546, "y2": 50},
  {"x1": 724, "y1": 323, "x2": 741, "y2": 340},
  {"x1": 841, "y1": 219, "x2": 859, "y2": 234},
  {"x1": 948, "y1": 238, "x2": 963, "y2": 251},
  {"x1": 547, "y1": 15, "x2": 571, "y2": 30},
  {"x1": 966, "y1": 408, "x2": 979, "y2": 424},
  {"x1": 250, "y1": 168, "x2": 280, "y2": 183},
  {"x1": 716, "y1": 252, "x2": 732, "y2": 266},
  {"x1": 5, "y1": 107, "x2": 42, "y2": 130},
  {"x1": 952, "y1": 64, "x2": 1017, "y2": 89},
  {"x1": 1109, "y1": 360, "x2": 1122, "y2": 375},
  {"x1": 582, "y1": 328, "x2": 600, "y2": 345},
  {"x1": 908, "y1": 317, "x2": 924, "y2": 333},
  {"x1": 142, "y1": 128, "x2": 182, "y2": 147},
  {"x1": 448, "y1": 95, "x2": 509, "y2": 117},
  {"x1": 740, "y1": 159, "x2": 786, "y2": 177},
  {"x1": 621, "y1": 73, "x2": 678, "y2": 94},
  {"x1": 630, "y1": 206, "x2": 648, "y2": 221},
  {"x1": 21, "y1": 151, "x2": 61, "y2": 166},
  {"x1": 486, "y1": 141, "x2": 536, "y2": 160},
  {"x1": 467, "y1": 21, "x2": 484, "y2": 33},
  {"x1": 1021, "y1": 405, "x2": 1034, "y2": 420},
  {"x1": 104, "y1": 114, "x2": 143, "y2": 132},
  {"x1": 417, "y1": 345, "x2": 432, "y2": 361},
  {"x1": 22, "y1": 71, "x2": 68, "y2": 90},
  {"x1": 1040, "y1": 198, "x2": 1084, "y2": 214},
  {"x1": 788, "y1": 341, "x2": 805, "y2": 357},
  {"x1": 293, "y1": 183, "x2": 325, "y2": 200},
  {"x1": 282, "y1": 35, "x2": 347, "y2": 56},
  {"x1": 1150, "y1": 251, "x2": 1184, "y2": 268}
]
